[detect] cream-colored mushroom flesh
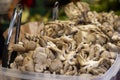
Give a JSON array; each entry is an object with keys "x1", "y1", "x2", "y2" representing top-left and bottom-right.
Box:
[{"x1": 9, "y1": 1, "x2": 119, "y2": 77}]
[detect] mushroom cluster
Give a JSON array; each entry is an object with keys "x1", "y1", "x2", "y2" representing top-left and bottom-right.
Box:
[
  {"x1": 9, "y1": 1, "x2": 120, "y2": 77},
  {"x1": 64, "y1": 2, "x2": 120, "y2": 52}
]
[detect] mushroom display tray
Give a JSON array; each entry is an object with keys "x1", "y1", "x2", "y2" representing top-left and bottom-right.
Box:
[{"x1": 0, "y1": 54, "x2": 120, "y2": 80}]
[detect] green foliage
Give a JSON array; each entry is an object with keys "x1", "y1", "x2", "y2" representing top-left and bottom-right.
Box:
[
  {"x1": 82, "y1": 0, "x2": 120, "y2": 15},
  {"x1": 25, "y1": 0, "x2": 120, "y2": 23},
  {"x1": 1, "y1": 0, "x2": 120, "y2": 30}
]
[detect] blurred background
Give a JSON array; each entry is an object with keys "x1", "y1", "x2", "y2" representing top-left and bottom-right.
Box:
[
  {"x1": 0, "y1": 0, "x2": 120, "y2": 58},
  {"x1": 0, "y1": 0, "x2": 120, "y2": 31}
]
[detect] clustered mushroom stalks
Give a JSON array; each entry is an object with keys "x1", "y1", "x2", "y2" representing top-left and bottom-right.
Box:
[
  {"x1": 64, "y1": 2, "x2": 120, "y2": 52},
  {"x1": 10, "y1": 1, "x2": 119, "y2": 77}
]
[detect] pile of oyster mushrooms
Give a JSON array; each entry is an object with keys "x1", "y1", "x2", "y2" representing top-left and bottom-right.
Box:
[{"x1": 9, "y1": 2, "x2": 120, "y2": 76}]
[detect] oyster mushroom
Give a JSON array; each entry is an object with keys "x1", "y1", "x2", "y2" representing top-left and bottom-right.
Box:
[
  {"x1": 45, "y1": 48, "x2": 55, "y2": 60},
  {"x1": 73, "y1": 30, "x2": 82, "y2": 45},
  {"x1": 12, "y1": 42, "x2": 25, "y2": 52},
  {"x1": 64, "y1": 2, "x2": 90, "y2": 23},
  {"x1": 114, "y1": 17, "x2": 120, "y2": 32},
  {"x1": 49, "y1": 59, "x2": 63, "y2": 73},
  {"x1": 60, "y1": 35, "x2": 76, "y2": 50},
  {"x1": 20, "y1": 56, "x2": 34, "y2": 72},
  {"x1": 10, "y1": 62, "x2": 17, "y2": 69},
  {"x1": 10, "y1": 55, "x2": 24, "y2": 69},
  {"x1": 104, "y1": 42, "x2": 120, "y2": 52},
  {"x1": 14, "y1": 55, "x2": 24, "y2": 65},
  {"x1": 65, "y1": 51, "x2": 77, "y2": 65},
  {"x1": 78, "y1": 57, "x2": 106, "y2": 75},
  {"x1": 38, "y1": 35, "x2": 47, "y2": 47},
  {"x1": 23, "y1": 40, "x2": 37, "y2": 51},
  {"x1": 64, "y1": 66, "x2": 78, "y2": 75},
  {"x1": 8, "y1": 1, "x2": 118, "y2": 76},
  {"x1": 33, "y1": 47, "x2": 50, "y2": 72},
  {"x1": 100, "y1": 22, "x2": 114, "y2": 37},
  {"x1": 47, "y1": 41, "x2": 66, "y2": 60},
  {"x1": 76, "y1": 43, "x2": 112, "y2": 74},
  {"x1": 112, "y1": 32, "x2": 120, "y2": 41},
  {"x1": 64, "y1": 2, "x2": 82, "y2": 21}
]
